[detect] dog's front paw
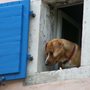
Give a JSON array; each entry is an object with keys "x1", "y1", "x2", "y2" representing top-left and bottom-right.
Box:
[{"x1": 59, "y1": 67, "x2": 63, "y2": 70}]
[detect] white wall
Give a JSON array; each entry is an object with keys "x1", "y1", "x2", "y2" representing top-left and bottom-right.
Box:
[
  {"x1": 81, "y1": 0, "x2": 90, "y2": 66},
  {"x1": 28, "y1": 0, "x2": 42, "y2": 74},
  {"x1": 37, "y1": 2, "x2": 53, "y2": 72}
]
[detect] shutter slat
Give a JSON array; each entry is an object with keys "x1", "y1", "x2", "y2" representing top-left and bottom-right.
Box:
[
  {"x1": 0, "y1": 5, "x2": 22, "y2": 17},
  {"x1": 0, "y1": 55, "x2": 20, "y2": 74}
]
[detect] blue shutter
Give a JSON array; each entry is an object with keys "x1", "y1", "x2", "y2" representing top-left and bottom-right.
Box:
[
  {"x1": 0, "y1": 5, "x2": 22, "y2": 75},
  {"x1": 0, "y1": 0, "x2": 31, "y2": 81}
]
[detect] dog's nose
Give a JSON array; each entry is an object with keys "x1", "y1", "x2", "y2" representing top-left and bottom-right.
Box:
[
  {"x1": 45, "y1": 62, "x2": 48, "y2": 66},
  {"x1": 45, "y1": 61, "x2": 48, "y2": 66}
]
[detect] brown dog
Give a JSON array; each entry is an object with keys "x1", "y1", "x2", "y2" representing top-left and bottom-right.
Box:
[{"x1": 45, "y1": 39, "x2": 81, "y2": 69}]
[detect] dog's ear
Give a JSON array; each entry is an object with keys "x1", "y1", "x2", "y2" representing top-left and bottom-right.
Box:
[
  {"x1": 53, "y1": 50, "x2": 61, "y2": 57},
  {"x1": 53, "y1": 40, "x2": 64, "y2": 57}
]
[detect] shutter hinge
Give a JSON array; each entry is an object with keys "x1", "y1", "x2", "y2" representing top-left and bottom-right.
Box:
[
  {"x1": 28, "y1": 54, "x2": 33, "y2": 61},
  {"x1": 29, "y1": 11, "x2": 36, "y2": 17},
  {"x1": 0, "y1": 75, "x2": 6, "y2": 86}
]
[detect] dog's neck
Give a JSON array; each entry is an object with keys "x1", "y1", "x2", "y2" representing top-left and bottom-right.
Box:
[
  {"x1": 60, "y1": 45, "x2": 76, "y2": 66},
  {"x1": 64, "y1": 44, "x2": 76, "y2": 61},
  {"x1": 68, "y1": 45, "x2": 76, "y2": 60}
]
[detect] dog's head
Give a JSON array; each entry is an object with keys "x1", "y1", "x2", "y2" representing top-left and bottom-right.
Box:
[{"x1": 45, "y1": 39, "x2": 64, "y2": 66}]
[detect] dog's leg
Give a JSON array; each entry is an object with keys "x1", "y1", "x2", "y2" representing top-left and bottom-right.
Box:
[{"x1": 58, "y1": 62, "x2": 63, "y2": 70}]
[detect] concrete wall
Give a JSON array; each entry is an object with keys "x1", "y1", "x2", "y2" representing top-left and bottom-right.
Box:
[
  {"x1": 81, "y1": 0, "x2": 90, "y2": 66},
  {"x1": 37, "y1": 2, "x2": 53, "y2": 72},
  {"x1": 28, "y1": 0, "x2": 42, "y2": 74},
  {"x1": 37, "y1": 2, "x2": 59, "y2": 72}
]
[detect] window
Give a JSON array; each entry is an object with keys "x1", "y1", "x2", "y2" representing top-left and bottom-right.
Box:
[{"x1": 27, "y1": 0, "x2": 89, "y2": 85}]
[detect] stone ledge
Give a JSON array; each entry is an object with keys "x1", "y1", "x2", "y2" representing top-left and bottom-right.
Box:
[
  {"x1": 1, "y1": 78, "x2": 90, "y2": 90},
  {"x1": 25, "y1": 66, "x2": 90, "y2": 85}
]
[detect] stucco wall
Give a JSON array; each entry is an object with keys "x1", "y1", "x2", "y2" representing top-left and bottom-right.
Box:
[
  {"x1": 81, "y1": 0, "x2": 90, "y2": 66},
  {"x1": 28, "y1": 0, "x2": 42, "y2": 74},
  {"x1": 37, "y1": 2, "x2": 53, "y2": 72}
]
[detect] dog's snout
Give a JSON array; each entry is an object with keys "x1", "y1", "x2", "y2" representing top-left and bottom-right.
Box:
[
  {"x1": 45, "y1": 60, "x2": 48, "y2": 65},
  {"x1": 45, "y1": 62, "x2": 48, "y2": 66}
]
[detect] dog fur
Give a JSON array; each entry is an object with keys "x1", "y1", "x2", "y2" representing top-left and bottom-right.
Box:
[{"x1": 45, "y1": 39, "x2": 81, "y2": 69}]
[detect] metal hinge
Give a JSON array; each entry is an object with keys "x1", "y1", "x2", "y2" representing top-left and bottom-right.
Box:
[
  {"x1": 29, "y1": 11, "x2": 36, "y2": 18},
  {"x1": 28, "y1": 54, "x2": 33, "y2": 61},
  {"x1": 0, "y1": 75, "x2": 6, "y2": 86}
]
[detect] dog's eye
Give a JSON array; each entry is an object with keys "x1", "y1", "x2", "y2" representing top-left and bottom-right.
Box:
[{"x1": 49, "y1": 52, "x2": 53, "y2": 55}]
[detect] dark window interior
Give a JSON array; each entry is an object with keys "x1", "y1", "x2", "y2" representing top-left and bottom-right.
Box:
[
  {"x1": 61, "y1": 4, "x2": 83, "y2": 27},
  {"x1": 60, "y1": 4, "x2": 83, "y2": 46},
  {"x1": 62, "y1": 18, "x2": 79, "y2": 44}
]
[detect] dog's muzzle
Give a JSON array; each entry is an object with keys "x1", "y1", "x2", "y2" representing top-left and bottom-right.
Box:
[
  {"x1": 45, "y1": 54, "x2": 49, "y2": 65},
  {"x1": 45, "y1": 62, "x2": 48, "y2": 66}
]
